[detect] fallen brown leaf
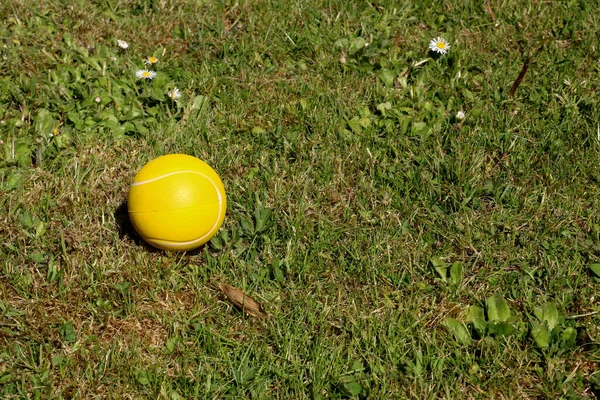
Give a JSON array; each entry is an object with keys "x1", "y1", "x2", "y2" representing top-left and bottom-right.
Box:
[{"x1": 219, "y1": 283, "x2": 267, "y2": 319}]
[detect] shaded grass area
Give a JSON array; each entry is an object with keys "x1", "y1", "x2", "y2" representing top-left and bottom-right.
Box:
[{"x1": 1, "y1": 0, "x2": 600, "y2": 398}]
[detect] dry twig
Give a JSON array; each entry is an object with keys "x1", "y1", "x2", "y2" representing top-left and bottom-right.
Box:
[
  {"x1": 485, "y1": 0, "x2": 496, "y2": 21},
  {"x1": 508, "y1": 56, "x2": 530, "y2": 97}
]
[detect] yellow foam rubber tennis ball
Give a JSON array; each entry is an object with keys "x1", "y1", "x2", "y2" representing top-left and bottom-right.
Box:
[{"x1": 127, "y1": 154, "x2": 226, "y2": 251}]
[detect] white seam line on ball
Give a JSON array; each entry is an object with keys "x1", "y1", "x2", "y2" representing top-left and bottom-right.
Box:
[
  {"x1": 148, "y1": 199, "x2": 224, "y2": 248},
  {"x1": 131, "y1": 170, "x2": 223, "y2": 203}
]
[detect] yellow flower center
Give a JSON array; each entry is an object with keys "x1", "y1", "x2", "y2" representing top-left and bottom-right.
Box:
[
  {"x1": 148, "y1": 57, "x2": 158, "y2": 63},
  {"x1": 142, "y1": 71, "x2": 151, "y2": 77},
  {"x1": 436, "y1": 42, "x2": 446, "y2": 49}
]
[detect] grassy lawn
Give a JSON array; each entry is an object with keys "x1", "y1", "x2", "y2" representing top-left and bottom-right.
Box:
[{"x1": 1, "y1": 0, "x2": 600, "y2": 398}]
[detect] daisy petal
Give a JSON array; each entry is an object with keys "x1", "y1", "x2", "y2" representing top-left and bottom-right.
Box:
[
  {"x1": 167, "y1": 88, "x2": 181, "y2": 101},
  {"x1": 136, "y1": 69, "x2": 156, "y2": 79},
  {"x1": 429, "y1": 37, "x2": 450, "y2": 54}
]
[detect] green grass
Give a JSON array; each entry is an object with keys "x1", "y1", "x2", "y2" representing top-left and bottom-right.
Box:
[{"x1": 1, "y1": 0, "x2": 600, "y2": 398}]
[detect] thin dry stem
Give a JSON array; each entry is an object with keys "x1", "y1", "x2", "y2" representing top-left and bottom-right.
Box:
[{"x1": 485, "y1": 0, "x2": 496, "y2": 21}]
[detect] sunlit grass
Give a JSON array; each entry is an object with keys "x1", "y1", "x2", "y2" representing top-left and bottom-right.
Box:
[{"x1": 1, "y1": 0, "x2": 599, "y2": 398}]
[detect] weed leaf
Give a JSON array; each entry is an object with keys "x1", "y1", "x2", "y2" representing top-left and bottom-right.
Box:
[
  {"x1": 531, "y1": 322, "x2": 550, "y2": 348},
  {"x1": 533, "y1": 303, "x2": 560, "y2": 331},
  {"x1": 445, "y1": 318, "x2": 472, "y2": 345},
  {"x1": 590, "y1": 264, "x2": 600, "y2": 282},
  {"x1": 488, "y1": 321, "x2": 516, "y2": 337},
  {"x1": 379, "y1": 69, "x2": 394, "y2": 87},
  {"x1": 486, "y1": 293, "x2": 510, "y2": 322},
  {"x1": 431, "y1": 257, "x2": 447, "y2": 282},
  {"x1": 559, "y1": 327, "x2": 577, "y2": 348},
  {"x1": 466, "y1": 305, "x2": 487, "y2": 338},
  {"x1": 342, "y1": 381, "x2": 362, "y2": 396},
  {"x1": 450, "y1": 262, "x2": 463, "y2": 284}
]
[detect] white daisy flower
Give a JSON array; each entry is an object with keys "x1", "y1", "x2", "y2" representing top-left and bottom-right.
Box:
[
  {"x1": 168, "y1": 88, "x2": 181, "y2": 102},
  {"x1": 144, "y1": 56, "x2": 159, "y2": 65},
  {"x1": 117, "y1": 40, "x2": 129, "y2": 49},
  {"x1": 456, "y1": 111, "x2": 465, "y2": 120},
  {"x1": 429, "y1": 37, "x2": 450, "y2": 54},
  {"x1": 136, "y1": 70, "x2": 156, "y2": 79}
]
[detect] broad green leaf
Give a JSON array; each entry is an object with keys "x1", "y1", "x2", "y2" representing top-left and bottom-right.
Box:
[
  {"x1": 52, "y1": 355, "x2": 65, "y2": 367},
  {"x1": 151, "y1": 85, "x2": 166, "y2": 101},
  {"x1": 3, "y1": 306, "x2": 25, "y2": 317},
  {"x1": 590, "y1": 264, "x2": 600, "y2": 282},
  {"x1": 254, "y1": 208, "x2": 272, "y2": 234},
  {"x1": 466, "y1": 305, "x2": 485, "y2": 322},
  {"x1": 411, "y1": 349, "x2": 423, "y2": 376},
  {"x1": 271, "y1": 260, "x2": 285, "y2": 284},
  {"x1": 60, "y1": 321, "x2": 76, "y2": 343},
  {"x1": 34, "y1": 108, "x2": 56, "y2": 136},
  {"x1": 334, "y1": 38, "x2": 349, "y2": 48},
  {"x1": 376, "y1": 102, "x2": 392, "y2": 116},
  {"x1": 486, "y1": 293, "x2": 511, "y2": 322},
  {"x1": 396, "y1": 115, "x2": 410, "y2": 135},
  {"x1": 350, "y1": 359, "x2": 363, "y2": 372},
  {"x1": 29, "y1": 251, "x2": 46, "y2": 263},
  {"x1": 347, "y1": 117, "x2": 362, "y2": 134},
  {"x1": 379, "y1": 118, "x2": 395, "y2": 134},
  {"x1": 165, "y1": 336, "x2": 179, "y2": 354},
  {"x1": 343, "y1": 381, "x2": 362, "y2": 396},
  {"x1": 379, "y1": 69, "x2": 395, "y2": 87},
  {"x1": 240, "y1": 218, "x2": 254, "y2": 236},
  {"x1": 349, "y1": 37, "x2": 366, "y2": 53},
  {"x1": 488, "y1": 321, "x2": 516, "y2": 337},
  {"x1": 450, "y1": 262, "x2": 463, "y2": 284},
  {"x1": 151, "y1": 72, "x2": 169, "y2": 90},
  {"x1": 444, "y1": 318, "x2": 472, "y2": 345},
  {"x1": 112, "y1": 282, "x2": 131, "y2": 295},
  {"x1": 430, "y1": 257, "x2": 447, "y2": 282},
  {"x1": 466, "y1": 306, "x2": 486, "y2": 337},
  {"x1": 35, "y1": 221, "x2": 46, "y2": 238},
  {"x1": 132, "y1": 121, "x2": 148, "y2": 134},
  {"x1": 4, "y1": 171, "x2": 23, "y2": 191},
  {"x1": 411, "y1": 121, "x2": 427, "y2": 134},
  {"x1": 0, "y1": 373, "x2": 12, "y2": 384},
  {"x1": 81, "y1": 56, "x2": 101, "y2": 71},
  {"x1": 533, "y1": 303, "x2": 560, "y2": 331},
  {"x1": 531, "y1": 322, "x2": 550, "y2": 348},
  {"x1": 15, "y1": 143, "x2": 31, "y2": 168},
  {"x1": 145, "y1": 106, "x2": 159, "y2": 117},
  {"x1": 62, "y1": 32, "x2": 73, "y2": 47},
  {"x1": 559, "y1": 327, "x2": 577, "y2": 347},
  {"x1": 19, "y1": 212, "x2": 35, "y2": 229},
  {"x1": 68, "y1": 110, "x2": 83, "y2": 128},
  {"x1": 136, "y1": 370, "x2": 150, "y2": 385}
]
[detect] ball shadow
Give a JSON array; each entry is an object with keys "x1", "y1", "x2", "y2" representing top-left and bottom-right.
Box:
[
  {"x1": 114, "y1": 200, "x2": 160, "y2": 253},
  {"x1": 113, "y1": 200, "x2": 211, "y2": 255}
]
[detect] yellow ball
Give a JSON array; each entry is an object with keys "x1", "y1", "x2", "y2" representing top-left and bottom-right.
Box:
[{"x1": 127, "y1": 154, "x2": 226, "y2": 251}]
